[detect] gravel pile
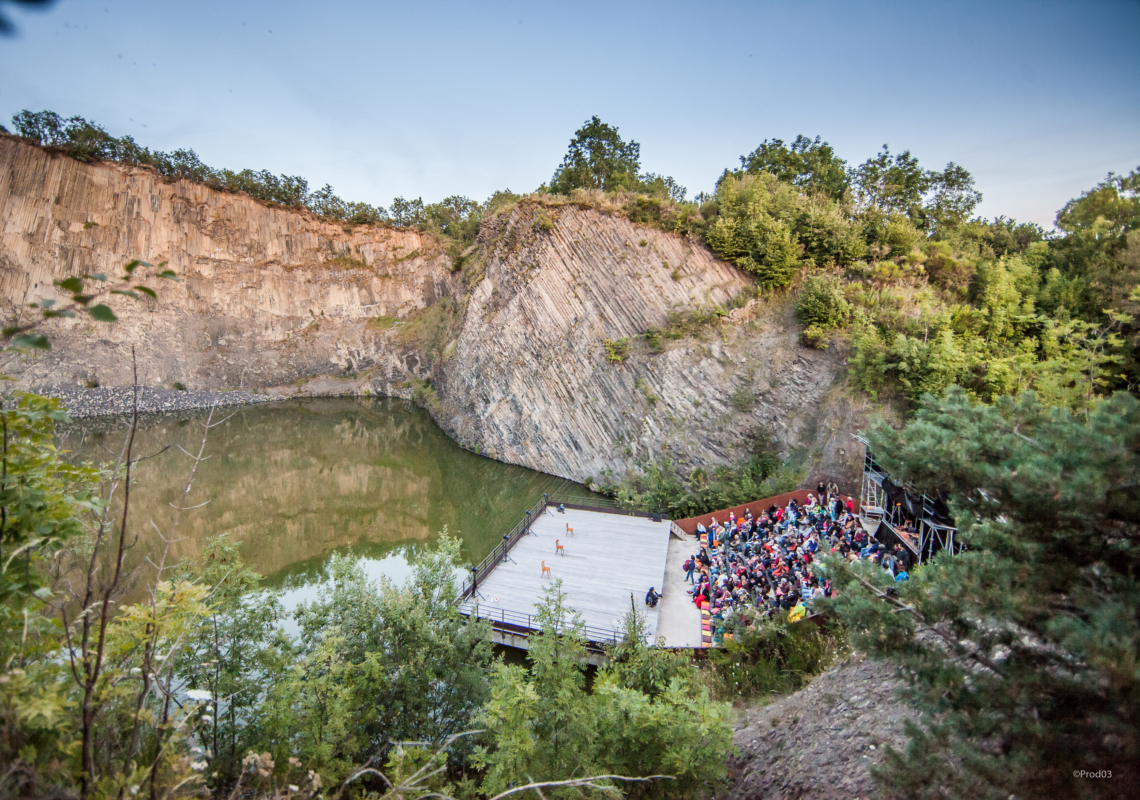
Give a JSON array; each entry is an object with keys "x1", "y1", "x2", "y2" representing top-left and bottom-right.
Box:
[
  {"x1": 727, "y1": 653, "x2": 918, "y2": 800},
  {"x1": 27, "y1": 386, "x2": 280, "y2": 419}
]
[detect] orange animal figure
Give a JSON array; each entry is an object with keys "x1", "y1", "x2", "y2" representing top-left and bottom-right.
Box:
[
  {"x1": 555, "y1": 539, "x2": 565, "y2": 556},
  {"x1": 541, "y1": 560, "x2": 551, "y2": 578},
  {"x1": 566, "y1": 523, "x2": 574, "y2": 537}
]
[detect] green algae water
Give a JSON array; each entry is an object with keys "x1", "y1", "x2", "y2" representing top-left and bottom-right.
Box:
[{"x1": 58, "y1": 397, "x2": 597, "y2": 592}]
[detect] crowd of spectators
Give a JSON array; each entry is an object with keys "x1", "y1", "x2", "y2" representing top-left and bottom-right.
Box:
[{"x1": 680, "y1": 485, "x2": 913, "y2": 642}]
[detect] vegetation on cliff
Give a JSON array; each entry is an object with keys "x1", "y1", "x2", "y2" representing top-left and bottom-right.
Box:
[{"x1": 12, "y1": 108, "x2": 1136, "y2": 420}]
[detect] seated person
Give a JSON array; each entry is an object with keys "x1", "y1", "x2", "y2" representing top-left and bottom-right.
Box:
[{"x1": 645, "y1": 587, "x2": 661, "y2": 608}]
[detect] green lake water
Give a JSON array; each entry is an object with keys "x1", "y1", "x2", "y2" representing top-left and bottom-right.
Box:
[{"x1": 58, "y1": 397, "x2": 597, "y2": 594}]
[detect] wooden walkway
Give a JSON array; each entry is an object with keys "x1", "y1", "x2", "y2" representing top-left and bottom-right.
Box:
[{"x1": 459, "y1": 507, "x2": 672, "y2": 641}]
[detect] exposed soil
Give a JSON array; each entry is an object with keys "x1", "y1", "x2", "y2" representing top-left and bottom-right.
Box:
[{"x1": 726, "y1": 654, "x2": 918, "y2": 800}]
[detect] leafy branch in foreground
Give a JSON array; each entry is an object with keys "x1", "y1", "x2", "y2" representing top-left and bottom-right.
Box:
[{"x1": 3, "y1": 259, "x2": 176, "y2": 350}]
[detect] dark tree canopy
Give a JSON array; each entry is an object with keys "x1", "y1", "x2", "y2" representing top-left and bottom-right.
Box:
[
  {"x1": 823, "y1": 387, "x2": 1140, "y2": 798},
  {"x1": 737, "y1": 135, "x2": 849, "y2": 200},
  {"x1": 0, "y1": 0, "x2": 54, "y2": 36},
  {"x1": 549, "y1": 116, "x2": 643, "y2": 194}
]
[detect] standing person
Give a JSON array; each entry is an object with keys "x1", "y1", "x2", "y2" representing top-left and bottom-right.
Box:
[
  {"x1": 817, "y1": 480, "x2": 826, "y2": 501},
  {"x1": 827, "y1": 479, "x2": 840, "y2": 503},
  {"x1": 684, "y1": 554, "x2": 697, "y2": 583}
]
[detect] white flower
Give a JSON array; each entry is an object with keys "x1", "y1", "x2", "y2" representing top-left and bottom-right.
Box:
[
  {"x1": 191, "y1": 761, "x2": 207, "y2": 772},
  {"x1": 129, "y1": 787, "x2": 140, "y2": 796},
  {"x1": 289, "y1": 785, "x2": 299, "y2": 793},
  {"x1": 185, "y1": 689, "x2": 211, "y2": 701}
]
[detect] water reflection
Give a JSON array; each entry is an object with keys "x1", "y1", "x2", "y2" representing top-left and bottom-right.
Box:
[{"x1": 59, "y1": 397, "x2": 596, "y2": 595}]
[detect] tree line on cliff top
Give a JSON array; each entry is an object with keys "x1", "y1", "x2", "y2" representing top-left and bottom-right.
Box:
[
  {"x1": 6, "y1": 109, "x2": 1137, "y2": 417},
  {"x1": 2, "y1": 111, "x2": 1139, "y2": 799}
]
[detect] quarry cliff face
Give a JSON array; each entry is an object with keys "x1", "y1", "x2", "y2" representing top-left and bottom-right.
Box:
[
  {"x1": 0, "y1": 135, "x2": 456, "y2": 392},
  {"x1": 434, "y1": 202, "x2": 865, "y2": 485},
  {"x1": 0, "y1": 137, "x2": 873, "y2": 487}
]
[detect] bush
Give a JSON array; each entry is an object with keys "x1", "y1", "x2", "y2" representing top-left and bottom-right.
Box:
[
  {"x1": 801, "y1": 324, "x2": 831, "y2": 349},
  {"x1": 604, "y1": 337, "x2": 631, "y2": 363},
  {"x1": 730, "y1": 385, "x2": 754, "y2": 411},
  {"x1": 796, "y1": 275, "x2": 849, "y2": 328},
  {"x1": 601, "y1": 440, "x2": 804, "y2": 520},
  {"x1": 643, "y1": 327, "x2": 665, "y2": 353},
  {"x1": 706, "y1": 614, "x2": 846, "y2": 700},
  {"x1": 705, "y1": 172, "x2": 865, "y2": 289}
]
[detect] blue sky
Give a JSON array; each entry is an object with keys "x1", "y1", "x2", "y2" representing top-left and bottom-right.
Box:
[{"x1": 1, "y1": 0, "x2": 1137, "y2": 228}]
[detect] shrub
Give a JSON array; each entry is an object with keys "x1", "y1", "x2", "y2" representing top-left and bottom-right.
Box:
[
  {"x1": 635, "y1": 378, "x2": 658, "y2": 404},
  {"x1": 796, "y1": 275, "x2": 849, "y2": 329},
  {"x1": 603, "y1": 337, "x2": 631, "y2": 363},
  {"x1": 736, "y1": 227, "x2": 802, "y2": 288},
  {"x1": 801, "y1": 324, "x2": 831, "y2": 349},
  {"x1": 730, "y1": 385, "x2": 754, "y2": 411},
  {"x1": 706, "y1": 614, "x2": 846, "y2": 700},
  {"x1": 663, "y1": 305, "x2": 724, "y2": 339},
  {"x1": 643, "y1": 328, "x2": 665, "y2": 354}
]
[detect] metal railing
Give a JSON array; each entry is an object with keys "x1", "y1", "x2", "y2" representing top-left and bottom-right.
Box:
[
  {"x1": 458, "y1": 602, "x2": 621, "y2": 647},
  {"x1": 458, "y1": 495, "x2": 548, "y2": 601},
  {"x1": 547, "y1": 497, "x2": 667, "y2": 520},
  {"x1": 456, "y1": 493, "x2": 664, "y2": 643},
  {"x1": 853, "y1": 434, "x2": 958, "y2": 564},
  {"x1": 458, "y1": 494, "x2": 668, "y2": 602}
]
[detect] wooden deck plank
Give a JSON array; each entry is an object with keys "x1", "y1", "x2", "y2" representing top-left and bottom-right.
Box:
[{"x1": 462, "y1": 508, "x2": 672, "y2": 640}]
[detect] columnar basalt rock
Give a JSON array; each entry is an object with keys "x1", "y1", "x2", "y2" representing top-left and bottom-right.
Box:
[
  {"x1": 0, "y1": 137, "x2": 877, "y2": 488},
  {"x1": 432, "y1": 201, "x2": 863, "y2": 484}
]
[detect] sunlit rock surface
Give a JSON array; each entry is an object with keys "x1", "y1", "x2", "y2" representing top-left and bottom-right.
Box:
[{"x1": 1, "y1": 136, "x2": 880, "y2": 488}]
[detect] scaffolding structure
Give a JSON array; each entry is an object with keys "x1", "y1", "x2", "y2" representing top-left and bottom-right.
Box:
[{"x1": 852, "y1": 434, "x2": 959, "y2": 564}]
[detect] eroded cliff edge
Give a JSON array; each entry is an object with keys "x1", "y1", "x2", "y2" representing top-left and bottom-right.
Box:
[{"x1": 0, "y1": 136, "x2": 880, "y2": 486}]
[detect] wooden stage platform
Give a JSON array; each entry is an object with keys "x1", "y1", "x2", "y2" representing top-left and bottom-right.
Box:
[{"x1": 458, "y1": 506, "x2": 673, "y2": 643}]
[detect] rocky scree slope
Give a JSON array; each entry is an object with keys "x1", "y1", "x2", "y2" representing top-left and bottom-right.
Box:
[
  {"x1": 0, "y1": 137, "x2": 875, "y2": 486},
  {"x1": 728, "y1": 653, "x2": 918, "y2": 800}
]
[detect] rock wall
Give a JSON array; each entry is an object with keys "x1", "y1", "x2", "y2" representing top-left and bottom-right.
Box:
[
  {"x1": 0, "y1": 137, "x2": 881, "y2": 489},
  {"x1": 0, "y1": 135, "x2": 456, "y2": 392},
  {"x1": 435, "y1": 201, "x2": 859, "y2": 484}
]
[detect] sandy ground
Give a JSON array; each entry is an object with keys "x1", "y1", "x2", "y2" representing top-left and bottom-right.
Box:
[{"x1": 656, "y1": 532, "x2": 703, "y2": 647}]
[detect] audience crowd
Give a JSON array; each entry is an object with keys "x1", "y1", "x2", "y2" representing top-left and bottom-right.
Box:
[{"x1": 680, "y1": 485, "x2": 914, "y2": 643}]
